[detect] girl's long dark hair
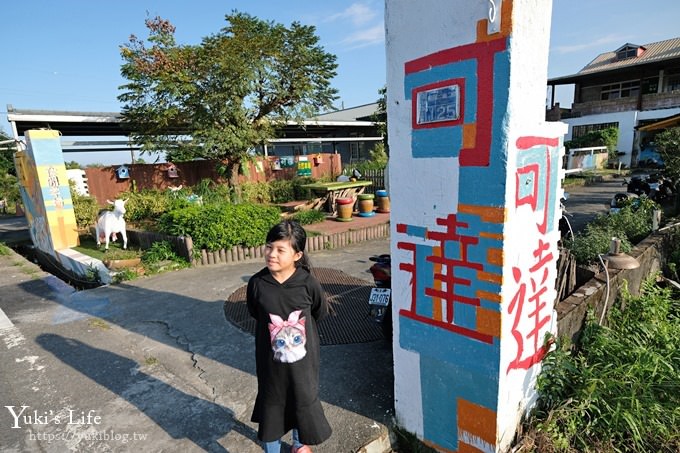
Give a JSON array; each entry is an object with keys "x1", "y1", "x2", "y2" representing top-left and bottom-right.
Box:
[{"x1": 266, "y1": 220, "x2": 311, "y2": 271}]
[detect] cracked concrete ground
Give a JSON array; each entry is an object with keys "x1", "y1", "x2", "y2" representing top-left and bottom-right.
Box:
[{"x1": 0, "y1": 238, "x2": 394, "y2": 452}]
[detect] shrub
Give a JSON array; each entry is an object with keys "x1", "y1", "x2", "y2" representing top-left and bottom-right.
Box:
[
  {"x1": 566, "y1": 225, "x2": 632, "y2": 264},
  {"x1": 157, "y1": 202, "x2": 281, "y2": 251},
  {"x1": 530, "y1": 279, "x2": 680, "y2": 452},
  {"x1": 119, "y1": 189, "x2": 170, "y2": 222},
  {"x1": 142, "y1": 240, "x2": 189, "y2": 272},
  {"x1": 565, "y1": 198, "x2": 658, "y2": 264},
  {"x1": 69, "y1": 184, "x2": 100, "y2": 229},
  {"x1": 240, "y1": 181, "x2": 271, "y2": 204},
  {"x1": 291, "y1": 209, "x2": 326, "y2": 225},
  {"x1": 269, "y1": 177, "x2": 316, "y2": 203},
  {"x1": 192, "y1": 179, "x2": 232, "y2": 204},
  {"x1": 269, "y1": 179, "x2": 295, "y2": 203}
]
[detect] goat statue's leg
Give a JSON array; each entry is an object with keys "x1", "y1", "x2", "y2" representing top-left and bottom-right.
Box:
[{"x1": 120, "y1": 229, "x2": 127, "y2": 250}]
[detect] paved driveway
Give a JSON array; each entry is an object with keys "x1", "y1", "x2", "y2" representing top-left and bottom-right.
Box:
[{"x1": 562, "y1": 177, "x2": 628, "y2": 235}]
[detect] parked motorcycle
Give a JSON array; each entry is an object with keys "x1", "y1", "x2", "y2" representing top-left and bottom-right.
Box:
[
  {"x1": 558, "y1": 193, "x2": 574, "y2": 241},
  {"x1": 368, "y1": 254, "x2": 392, "y2": 340}
]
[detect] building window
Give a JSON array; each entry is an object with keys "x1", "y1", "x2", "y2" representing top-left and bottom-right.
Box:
[
  {"x1": 349, "y1": 142, "x2": 361, "y2": 162},
  {"x1": 600, "y1": 81, "x2": 640, "y2": 100},
  {"x1": 572, "y1": 122, "x2": 619, "y2": 139},
  {"x1": 666, "y1": 75, "x2": 680, "y2": 92},
  {"x1": 616, "y1": 46, "x2": 639, "y2": 60}
]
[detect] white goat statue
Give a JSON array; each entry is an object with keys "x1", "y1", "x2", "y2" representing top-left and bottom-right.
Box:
[{"x1": 96, "y1": 199, "x2": 128, "y2": 250}]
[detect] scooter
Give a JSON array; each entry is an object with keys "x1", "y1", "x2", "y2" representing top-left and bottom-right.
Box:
[
  {"x1": 558, "y1": 193, "x2": 574, "y2": 241},
  {"x1": 368, "y1": 254, "x2": 392, "y2": 340}
]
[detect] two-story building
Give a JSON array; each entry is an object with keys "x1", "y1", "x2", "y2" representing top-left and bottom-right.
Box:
[{"x1": 547, "y1": 37, "x2": 680, "y2": 167}]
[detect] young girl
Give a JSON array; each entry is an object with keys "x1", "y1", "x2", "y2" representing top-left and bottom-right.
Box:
[{"x1": 247, "y1": 220, "x2": 332, "y2": 453}]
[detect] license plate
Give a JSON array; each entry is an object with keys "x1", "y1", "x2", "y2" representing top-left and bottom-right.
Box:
[{"x1": 369, "y1": 288, "x2": 391, "y2": 306}]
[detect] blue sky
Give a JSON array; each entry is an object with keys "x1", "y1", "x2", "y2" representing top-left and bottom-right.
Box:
[{"x1": 1, "y1": 0, "x2": 679, "y2": 163}]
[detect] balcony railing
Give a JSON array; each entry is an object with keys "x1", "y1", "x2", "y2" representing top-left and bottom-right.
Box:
[{"x1": 570, "y1": 91, "x2": 680, "y2": 116}]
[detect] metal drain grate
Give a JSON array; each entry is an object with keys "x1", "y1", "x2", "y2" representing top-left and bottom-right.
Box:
[{"x1": 224, "y1": 268, "x2": 385, "y2": 345}]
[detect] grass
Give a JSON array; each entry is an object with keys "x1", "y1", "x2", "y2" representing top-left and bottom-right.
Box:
[
  {"x1": 74, "y1": 235, "x2": 142, "y2": 261},
  {"x1": 521, "y1": 277, "x2": 680, "y2": 452},
  {"x1": 0, "y1": 242, "x2": 10, "y2": 256}
]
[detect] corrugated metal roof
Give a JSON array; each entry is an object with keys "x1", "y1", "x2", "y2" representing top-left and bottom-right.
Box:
[{"x1": 578, "y1": 37, "x2": 680, "y2": 75}]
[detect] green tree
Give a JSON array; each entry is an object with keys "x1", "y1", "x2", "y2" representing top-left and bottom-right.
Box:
[
  {"x1": 654, "y1": 126, "x2": 680, "y2": 178},
  {"x1": 372, "y1": 85, "x2": 388, "y2": 156},
  {"x1": 64, "y1": 160, "x2": 81, "y2": 170},
  {"x1": 118, "y1": 12, "x2": 338, "y2": 190},
  {"x1": 0, "y1": 130, "x2": 16, "y2": 176},
  {"x1": 565, "y1": 127, "x2": 619, "y2": 157}
]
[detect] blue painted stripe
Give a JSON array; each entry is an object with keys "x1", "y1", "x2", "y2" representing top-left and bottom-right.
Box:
[
  {"x1": 420, "y1": 355, "x2": 499, "y2": 449},
  {"x1": 400, "y1": 315, "x2": 500, "y2": 376}
]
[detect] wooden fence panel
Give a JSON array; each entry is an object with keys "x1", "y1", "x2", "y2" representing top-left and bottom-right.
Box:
[{"x1": 360, "y1": 168, "x2": 385, "y2": 195}]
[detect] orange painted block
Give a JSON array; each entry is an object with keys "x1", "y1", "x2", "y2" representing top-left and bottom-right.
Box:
[
  {"x1": 487, "y1": 248, "x2": 503, "y2": 266},
  {"x1": 432, "y1": 246, "x2": 443, "y2": 322},
  {"x1": 476, "y1": 289, "x2": 501, "y2": 304},
  {"x1": 476, "y1": 307, "x2": 501, "y2": 337},
  {"x1": 475, "y1": 0, "x2": 513, "y2": 42},
  {"x1": 457, "y1": 399, "x2": 497, "y2": 446},
  {"x1": 462, "y1": 123, "x2": 476, "y2": 149},
  {"x1": 477, "y1": 270, "x2": 502, "y2": 285},
  {"x1": 457, "y1": 441, "x2": 485, "y2": 453},
  {"x1": 458, "y1": 204, "x2": 505, "y2": 224},
  {"x1": 479, "y1": 231, "x2": 503, "y2": 241}
]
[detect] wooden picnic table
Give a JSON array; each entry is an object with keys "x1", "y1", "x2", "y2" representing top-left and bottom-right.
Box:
[{"x1": 301, "y1": 180, "x2": 372, "y2": 216}]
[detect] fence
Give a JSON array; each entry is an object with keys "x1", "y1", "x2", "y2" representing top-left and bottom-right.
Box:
[
  {"x1": 359, "y1": 168, "x2": 386, "y2": 195},
  {"x1": 123, "y1": 222, "x2": 390, "y2": 267}
]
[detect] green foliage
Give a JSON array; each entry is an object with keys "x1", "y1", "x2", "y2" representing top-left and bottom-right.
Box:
[
  {"x1": 373, "y1": 85, "x2": 388, "y2": 155},
  {"x1": 84, "y1": 264, "x2": 102, "y2": 284},
  {"x1": 191, "y1": 179, "x2": 232, "y2": 204},
  {"x1": 268, "y1": 179, "x2": 295, "y2": 203},
  {"x1": 240, "y1": 181, "x2": 271, "y2": 204},
  {"x1": 268, "y1": 177, "x2": 315, "y2": 203},
  {"x1": 69, "y1": 183, "x2": 100, "y2": 229},
  {"x1": 564, "y1": 127, "x2": 619, "y2": 154},
  {"x1": 112, "y1": 267, "x2": 139, "y2": 283},
  {"x1": 0, "y1": 131, "x2": 16, "y2": 175},
  {"x1": 369, "y1": 142, "x2": 389, "y2": 166},
  {"x1": 345, "y1": 155, "x2": 387, "y2": 175},
  {"x1": 142, "y1": 240, "x2": 187, "y2": 265},
  {"x1": 655, "y1": 126, "x2": 680, "y2": 178},
  {"x1": 64, "y1": 161, "x2": 81, "y2": 169},
  {"x1": 565, "y1": 198, "x2": 658, "y2": 264},
  {"x1": 118, "y1": 13, "x2": 338, "y2": 185},
  {"x1": 531, "y1": 279, "x2": 680, "y2": 452},
  {"x1": 157, "y1": 202, "x2": 281, "y2": 251},
  {"x1": 0, "y1": 242, "x2": 10, "y2": 256},
  {"x1": 120, "y1": 189, "x2": 171, "y2": 222},
  {"x1": 291, "y1": 209, "x2": 326, "y2": 225},
  {"x1": 0, "y1": 173, "x2": 21, "y2": 204}
]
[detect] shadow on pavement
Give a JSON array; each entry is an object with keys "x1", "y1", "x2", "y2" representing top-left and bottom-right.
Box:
[
  {"x1": 36, "y1": 333, "x2": 258, "y2": 452},
  {"x1": 17, "y1": 272, "x2": 395, "y2": 435}
]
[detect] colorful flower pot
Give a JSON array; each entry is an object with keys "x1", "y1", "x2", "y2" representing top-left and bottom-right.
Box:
[
  {"x1": 336, "y1": 197, "x2": 354, "y2": 222},
  {"x1": 357, "y1": 193, "x2": 375, "y2": 217},
  {"x1": 376, "y1": 190, "x2": 390, "y2": 213}
]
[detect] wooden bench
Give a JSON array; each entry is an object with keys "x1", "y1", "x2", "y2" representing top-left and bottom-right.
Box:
[{"x1": 301, "y1": 180, "x2": 373, "y2": 216}]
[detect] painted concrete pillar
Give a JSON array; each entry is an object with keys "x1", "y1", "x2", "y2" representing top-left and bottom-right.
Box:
[
  {"x1": 15, "y1": 130, "x2": 110, "y2": 283},
  {"x1": 15, "y1": 130, "x2": 79, "y2": 253},
  {"x1": 386, "y1": 1, "x2": 567, "y2": 451}
]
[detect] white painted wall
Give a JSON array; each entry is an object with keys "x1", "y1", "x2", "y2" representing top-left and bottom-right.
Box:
[{"x1": 562, "y1": 106, "x2": 680, "y2": 167}]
